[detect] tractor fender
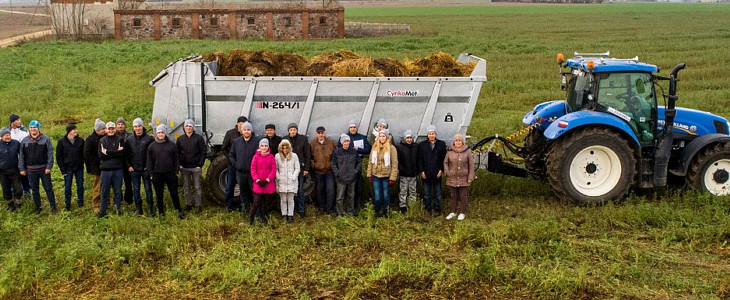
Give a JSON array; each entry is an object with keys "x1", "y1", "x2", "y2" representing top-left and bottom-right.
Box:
[
  {"x1": 670, "y1": 133, "x2": 730, "y2": 176},
  {"x1": 522, "y1": 100, "x2": 567, "y2": 127},
  {"x1": 543, "y1": 110, "x2": 640, "y2": 146}
]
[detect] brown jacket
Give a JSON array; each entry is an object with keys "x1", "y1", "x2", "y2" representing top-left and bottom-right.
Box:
[
  {"x1": 366, "y1": 138, "x2": 399, "y2": 181},
  {"x1": 444, "y1": 145, "x2": 475, "y2": 187},
  {"x1": 310, "y1": 137, "x2": 336, "y2": 174}
]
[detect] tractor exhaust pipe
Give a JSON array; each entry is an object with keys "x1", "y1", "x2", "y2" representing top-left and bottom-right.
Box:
[{"x1": 654, "y1": 63, "x2": 686, "y2": 187}]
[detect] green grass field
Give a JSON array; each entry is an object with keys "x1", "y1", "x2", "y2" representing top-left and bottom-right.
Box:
[{"x1": 0, "y1": 3, "x2": 729, "y2": 299}]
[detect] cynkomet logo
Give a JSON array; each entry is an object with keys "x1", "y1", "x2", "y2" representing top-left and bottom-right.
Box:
[{"x1": 386, "y1": 90, "x2": 419, "y2": 97}]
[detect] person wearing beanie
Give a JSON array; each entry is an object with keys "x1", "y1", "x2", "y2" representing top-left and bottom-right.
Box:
[
  {"x1": 126, "y1": 117, "x2": 155, "y2": 216},
  {"x1": 444, "y1": 134, "x2": 474, "y2": 221},
  {"x1": 366, "y1": 129, "x2": 399, "y2": 217},
  {"x1": 177, "y1": 119, "x2": 206, "y2": 212},
  {"x1": 264, "y1": 123, "x2": 282, "y2": 156},
  {"x1": 84, "y1": 118, "x2": 107, "y2": 213},
  {"x1": 56, "y1": 123, "x2": 85, "y2": 211},
  {"x1": 115, "y1": 117, "x2": 134, "y2": 206},
  {"x1": 97, "y1": 121, "x2": 126, "y2": 217},
  {"x1": 0, "y1": 128, "x2": 23, "y2": 212},
  {"x1": 284, "y1": 122, "x2": 311, "y2": 217},
  {"x1": 338, "y1": 119, "x2": 371, "y2": 211},
  {"x1": 310, "y1": 126, "x2": 337, "y2": 214},
  {"x1": 3, "y1": 113, "x2": 30, "y2": 200},
  {"x1": 229, "y1": 121, "x2": 259, "y2": 215},
  {"x1": 19, "y1": 120, "x2": 57, "y2": 214},
  {"x1": 275, "y1": 139, "x2": 299, "y2": 223},
  {"x1": 248, "y1": 138, "x2": 277, "y2": 225},
  {"x1": 147, "y1": 124, "x2": 185, "y2": 219},
  {"x1": 331, "y1": 133, "x2": 361, "y2": 217},
  {"x1": 397, "y1": 129, "x2": 419, "y2": 214},
  {"x1": 368, "y1": 118, "x2": 390, "y2": 146},
  {"x1": 221, "y1": 116, "x2": 248, "y2": 211},
  {"x1": 417, "y1": 124, "x2": 446, "y2": 216}
]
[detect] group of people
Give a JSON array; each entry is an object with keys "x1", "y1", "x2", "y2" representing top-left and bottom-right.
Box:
[{"x1": 0, "y1": 113, "x2": 476, "y2": 223}]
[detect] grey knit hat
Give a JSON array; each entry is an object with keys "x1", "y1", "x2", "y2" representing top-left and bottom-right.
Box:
[
  {"x1": 156, "y1": 124, "x2": 167, "y2": 134},
  {"x1": 241, "y1": 121, "x2": 253, "y2": 131},
  {"x1": 348, "y1": 119, "x2": 358, "y2": 128},
  {"x1": 259, "y1": 138, "x2": 269, "y2": 147},
  {"x1": 426, "y1": 125, "x2": 437, "y2": 133},
  {"x1": 94, "y1": 119, "x2": 105, "y2": 131},
  {"x1": 378, "y1": 128, "x2": 390, "y2": 136},
  {"x1": 132, "y1": 118, "x2": 144, "y2": 127},
  {"x1": 453, "y1": 133, "x2": 465, "y2": 143},
  {"x1": 377, "y1": 118, "x2": 388, "y2": 128},
  {"x1": 116, "y1": 117, "x2": 126, "y2": 125},
  {"x1": 288, "y1": 123, "x2": 298, "y2": 130},
  {"x1": 340, "y1": 133, "x2": 350, "y2": 144},
  {"x1": 105, "y1": 121, "x2": 116, "y2": 129},
  {"x1": 0, "y1": 128, "x2": 10, "y2": 137},
  {"x1": 184, "y1": 119, "x2": 194, "y2": 128},
  {"x1": 403, "y1": 129, "x2": 414, "y2": 138}
]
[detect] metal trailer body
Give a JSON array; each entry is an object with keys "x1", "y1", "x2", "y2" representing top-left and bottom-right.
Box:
[{"x1": 149, "y1": 53, "x2": 487, "y2": 203}]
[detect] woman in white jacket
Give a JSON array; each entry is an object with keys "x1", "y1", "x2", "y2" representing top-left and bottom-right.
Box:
[{"x1": 275, "y1": 139, "x2": 300, "y2": 223}]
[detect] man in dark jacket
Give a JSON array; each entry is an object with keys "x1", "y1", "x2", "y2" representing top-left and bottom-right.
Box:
[
  {"x1": 3, "y1": 113, "x2": 30, "y2": 201},
  {"x1": 98, "y1": 121, "x2": 126, "y2": 217},
  {"x1": 338, "y1": 119, "x2": 371, "y2": 211},
  {"x1": 177, "y1": 119, "x2": 206, "y2": 211},
  {"x1": 85, "y1": 119, "x2": 106, "y2": 213},
  {"x1": 147, "y1": 124, "x2": 184, "y2": 219},
  {"x1": 222, "y1": 116, "x2": 247, "y2": 211},
  {"x1": 331, "y1": 134, "x2": 361, "y2": 217},
  {"x1": 116, "y1": 117, "x2": 134, "y2": 205},
  {"x1": 229, "y1": 121, "x2": 259, "y2": 216},
  {"x1": 417, "y1": 125, "x2": 447, "y2": 215},
  {"x1": 19, "y1": 120, "x2": 57, "y2": 214},
  {"x1": 397, "y1": 130, "x2": 419, "y2": 214},
  {"x1": 126, "y1": 118, "x2": 154, "y2": 216},
  {"x1": 284, "y1": 123, "x2": 311, "y2": 217},
  {"x1": 0, "y1": 128, "x2": 22, "y2": 212},
  {"x1": 263, "y1": 124, "x2": 282, "y2": 156},
  {"x1": 56, "y1": 123, "x2": 85, "y2": 211}
]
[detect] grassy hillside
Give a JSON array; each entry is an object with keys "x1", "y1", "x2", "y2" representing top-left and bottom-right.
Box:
[{"x1": 0, "y1": 3, "x2": 729, "y2": 299}]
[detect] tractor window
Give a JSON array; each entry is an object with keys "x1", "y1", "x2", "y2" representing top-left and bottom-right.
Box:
[
  {"x1": 596, "y1": 72, "x2": 656, "y2": 146},
  {"x1": 566, "y1": 71, "x2": 591, "y2": 111}
]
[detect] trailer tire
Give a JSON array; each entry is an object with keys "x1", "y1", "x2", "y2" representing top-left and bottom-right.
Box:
[
  {"x1": 206, "y1": 155, "x2": 233, "y2": 205},
  {"x1": 685, "y1": 142, "x2": 730, "y2": 196},
  {"x1": 546, "y1": 127, "x2": 636, "y2": 205}
]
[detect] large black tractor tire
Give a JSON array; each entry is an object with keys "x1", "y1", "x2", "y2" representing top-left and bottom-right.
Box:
[
  {"x1": 206, "y1": 155, "x2": 231, "y2": 205},
  {"x1": 685, "y1": 142, "x2": 730, "y2": 196},
  {"x1": 546, "y1": 127, "x2": 636, "y2": 205}
]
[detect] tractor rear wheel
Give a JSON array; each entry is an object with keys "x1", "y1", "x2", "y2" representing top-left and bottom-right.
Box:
[
  {"x1": 206, "y1": 155, "x2": 234, "y2": 205},
  {"x1": 546, "y1": 127, "x2": 636, "y2": 205},
  {"x1": 686, "y1": 143, "x2": 730, "y2": 196}
]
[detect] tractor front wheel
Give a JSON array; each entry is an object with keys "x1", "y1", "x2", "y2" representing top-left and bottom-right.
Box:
[
  {"x1": 546, "y1": 127, "x2": 636, "y2": 205},
  {"x1": 686, "y1": 143, "x2": 730, "y2": 196}
]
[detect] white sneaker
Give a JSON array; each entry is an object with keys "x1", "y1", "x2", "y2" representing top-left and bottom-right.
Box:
[
  {"x1": 445, "y1": 213, "x2": 456, "y2": 220},
  {"x1": 457, "y1": 214, "x2": 465, "y2": 221}
]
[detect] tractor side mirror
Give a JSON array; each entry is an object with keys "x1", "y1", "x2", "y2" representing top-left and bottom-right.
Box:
[{"x1": 560, "y1": 75, "x2": 567, "y2": 90}]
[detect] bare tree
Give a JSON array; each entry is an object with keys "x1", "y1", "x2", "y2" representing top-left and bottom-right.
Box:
[{"x1": 47, "y1": 0, "x2": 87, "y2": 40}]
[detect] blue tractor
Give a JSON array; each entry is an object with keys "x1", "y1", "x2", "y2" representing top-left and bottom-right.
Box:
[{"x1": 475, "y1": 52, "x2": 730, "y2": 205}]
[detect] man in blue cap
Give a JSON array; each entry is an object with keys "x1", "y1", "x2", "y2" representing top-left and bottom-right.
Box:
[{"x1": 19, "y1": 120, "x2": 57, "y2": 214}]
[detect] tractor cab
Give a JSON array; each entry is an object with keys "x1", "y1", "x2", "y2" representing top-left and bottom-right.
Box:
[{"x1": 560, "y1": 52, "x2": 659, "y2": 147}]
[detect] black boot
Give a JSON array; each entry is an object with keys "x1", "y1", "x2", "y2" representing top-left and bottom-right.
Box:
[
  {"x1": 185, "y1": 205, "x2": 192, "y2": 212},
  {"x1": 65, "y1": 205, "x2": 71, "y2": 212},
  {"x1": 50, "y1": 206, "x2": 58, "y2": 214},
  {"x1": 134, "y1": 203, "x2": 143, "y2": 215},
  {"x1": 7, "y1": 203, "x2": 16, "y2": 212},
  {"x1": 400, "y1": 207, "x2": 407, "y2": 214},
  {"x1": 177, "y1": 210, "x2": 186, "y2": 219}
]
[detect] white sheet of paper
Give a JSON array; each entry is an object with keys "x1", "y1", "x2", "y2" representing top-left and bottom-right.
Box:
[{"x1": 354, "y1": 139, "x2": 364, "y2": 149}]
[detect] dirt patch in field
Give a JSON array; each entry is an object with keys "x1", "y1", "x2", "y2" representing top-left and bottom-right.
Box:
[{"x1": 0, "y1": 9, "x2": 51, "y2": 40}]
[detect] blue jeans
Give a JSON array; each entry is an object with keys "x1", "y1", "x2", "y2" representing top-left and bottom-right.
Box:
[
  {"x1": 296, "y1": 173, "x2": 306, "y2": 214},
  {"x1": 314, "y1": 172, "x2": 335, "y2": 213},
  {"x1": 63, "y1": 169, "x2": 84, "y2": 207},
  {"x1": 27, "y1": 171, "x2": 56, "y2": 210},
  {"x1": 225, "y1": 164, "x2": 237, "y2": 210},
  {"x1": 423, "y1": 182, "x2": 442, "y2": 212},
  {"x1": 100, "y1": 169, "x2": 123, "y2": 215},
  {"x1": 131, "y1": 170, "x2": 153, "y2": 207},
  {"x1": 372, "y1": 176, "x2": 390, "y2": 213}
]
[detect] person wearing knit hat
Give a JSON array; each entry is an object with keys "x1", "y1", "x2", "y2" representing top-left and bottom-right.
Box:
[
  {"x1": 339, "y1": 119, "x2": 370, "y2": 211},
  {"x1": 229, "y1": 119, "x2": 260, "y2": 215},
  {"x1": 417, "y1": 124, "x2": 446, "y2": 216},
  {"x1": 56, "y1": 123, "x2": 85, "y2": 211},
  {"x1": 19, "y1": 119, "x2": 57, "y2": 214},
  {"x1": 126, "y1": 117, "x2": 155, "y2": 216},
  {"x1": 221, "y1": 116, "x2": 248, "y2": 211},
  {"x1": 0, "y1": 127, "x2": 23, "y2": 212},
  {"x1": 366, "y1": 128, "x2": 399, "y2": 218},
  {"x1": 97, "y1": 119, "x2": 127, "y2": 218},
  {"x1": 248, "y1": 135, "x2": 276, "y2": 225},
  {"x1": 115, "y1": 118, "x2": 134, "y2": 206},
  {"x1": 397, "y1": 129, "x2": 418, "y2": 214},
  {"x1": 444, "y1": 133, "x2": 474, "y2": 221},
  {"x1": 147, "y1": 123, "x2": 185, "y2": 219},
  {"x1": 284, "y1": 121, "x2": 310, "y2": 217},
  {"x1": 331, "y1": 133, "x2": 361, "y2": 217},
  {"x1": 264, "y1": 123, "x2": 282, "y2": 156},
  {"x1": 84, "y1": 118, "x2": 108, "y2": 213},
  {"x1": 310, "y1": 126, "x2": 337, "y2": 215},
  {"x1": 2, "y1": 113, "x2": 31, "y2": 201},
  {"x1": 369, "y1": 118, "x2": 389, "y2": 143},
  {"x1": 177, "y1": 119, "x2": 206, "y2": 212}
]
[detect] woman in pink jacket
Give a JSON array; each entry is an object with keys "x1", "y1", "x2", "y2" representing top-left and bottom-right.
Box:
[
  {"x1": 443, "y1": 134, "x2": 475, "y2": 221},
  {"x1": 250, "y1": 139, "x2": 277, "y2": 225}
]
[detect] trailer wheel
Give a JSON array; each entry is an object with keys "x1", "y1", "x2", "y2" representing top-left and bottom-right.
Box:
[
  {"x1": 546, "y1": 127, "x2": 636, "y2": 205},
  {"x1": 206, "y1": 155, "x2": 235, "y2": 205},
  {"x1": 686, "y1": 143, "x2": 730, "y2": 196}
]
